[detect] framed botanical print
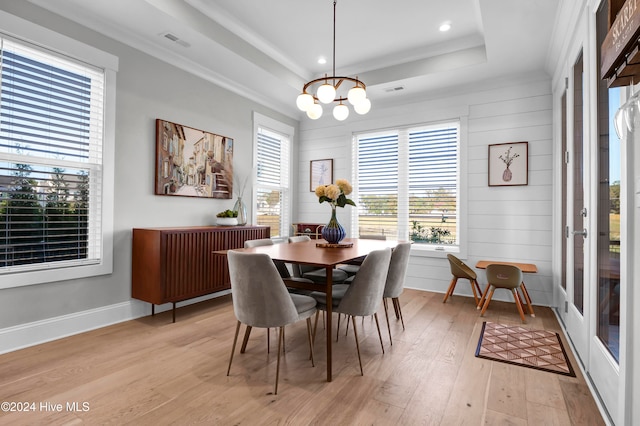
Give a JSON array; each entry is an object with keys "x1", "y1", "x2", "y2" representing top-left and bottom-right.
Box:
[
  {"x1": 310, "y1": 158, "x2": 333, "y2": 191},
  {"x1": 488, "y1": 142, "x2": 528, "y2": 186}
]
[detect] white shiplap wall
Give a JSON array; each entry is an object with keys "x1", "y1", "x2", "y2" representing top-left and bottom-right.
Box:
[{"x1": 296, "y1": 73, "x2": 555, "y2": 307}]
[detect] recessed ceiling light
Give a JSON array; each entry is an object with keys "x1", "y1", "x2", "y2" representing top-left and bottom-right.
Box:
[
  {"x1": 318, "y1": 57, "x2": 327, "y2": 64},
  {"x1": 439, "y1": 22, "x2": 451, "y2": 32}
]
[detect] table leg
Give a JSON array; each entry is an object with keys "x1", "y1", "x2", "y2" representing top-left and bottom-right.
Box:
[{"x1": 325, "y1": 266, "x2": 333, "y2": 382}]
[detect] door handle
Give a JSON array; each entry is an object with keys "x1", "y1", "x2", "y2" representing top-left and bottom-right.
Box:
[{"x1": 572, "y1": 229, "x2": 588, "y2": 238}]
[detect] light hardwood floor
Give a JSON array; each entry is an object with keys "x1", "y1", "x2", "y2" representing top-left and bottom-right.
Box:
[{"x1": 0, "y1": 289, "x2": 605, "y2": 425}]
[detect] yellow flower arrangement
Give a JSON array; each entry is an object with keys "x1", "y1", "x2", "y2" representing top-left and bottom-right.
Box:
[{"x1": 315, "y1": 178, "x2": 356, "y2": 208}]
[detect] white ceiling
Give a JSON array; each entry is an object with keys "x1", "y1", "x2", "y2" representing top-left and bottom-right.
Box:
[{"x1": 28, "y1": 0, "x2": 560, "y2": 120}]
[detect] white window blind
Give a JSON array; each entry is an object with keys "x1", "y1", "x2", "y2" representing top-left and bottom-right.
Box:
[
  {"x1": 354, "y1": 122, "x2": 459, "y2": 248},
  {"x1": 255, "y1": 126, "x2": 290, "y2": 238},
  {"x1": 0, "y1": 36, "x2": 105, "y2": 272},
  {"x1": 356, "y1": 131, "x2": 399, "y2": 237}
]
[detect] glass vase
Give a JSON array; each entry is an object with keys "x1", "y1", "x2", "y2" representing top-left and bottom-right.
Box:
[
  {"x1": 321, "y1": 206, "x2": 346, "y2": 244},
  {"x1": 233, "y1": 197, "x2": 247, "y2": 225}
]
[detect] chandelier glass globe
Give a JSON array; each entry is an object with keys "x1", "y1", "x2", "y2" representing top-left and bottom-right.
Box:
[
  {"x1": 354, "y1": 98, "x2": 371, "y2": 115},
  {"x1": 296, "y1": 93, "x2": 314, "y2": 111},
  {"x1": 347, "y1": 86, "x2": 366, "y2": 105},
  {"x1": 333, "y1": 103, "x2": 349, "y2": 121},
  {"x1": 317, "y1": 83, "x2": 336, "y2": 104},
  {"x1": 306, "y1": 102, "x2": 323, "y2": 120}
]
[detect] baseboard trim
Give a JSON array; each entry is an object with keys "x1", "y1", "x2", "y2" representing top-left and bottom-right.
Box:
[{"x1": 0, "y1": 290, "x2": 231, "y2": 355}]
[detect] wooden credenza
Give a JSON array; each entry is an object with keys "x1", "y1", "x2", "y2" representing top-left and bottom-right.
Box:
[
  {"x1": 132, "y1": 225, "x2": 270, "y2": 321},
  {"x1": 291, "y1": 223, "x2": 325, "y2": 239}
]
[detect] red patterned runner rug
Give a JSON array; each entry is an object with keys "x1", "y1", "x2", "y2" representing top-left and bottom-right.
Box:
[{"x1": 475, "y1": 322, "x2": 575, "y2": 377}]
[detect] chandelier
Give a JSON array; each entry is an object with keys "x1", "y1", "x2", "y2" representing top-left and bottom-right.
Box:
[{"x1": 296, "y1": 0, "x2": 371, "y2": 121}]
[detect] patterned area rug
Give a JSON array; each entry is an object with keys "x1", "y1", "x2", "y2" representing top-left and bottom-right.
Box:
[{"x1": 475, "y1": 322, "x2": 575, "y2": 377}]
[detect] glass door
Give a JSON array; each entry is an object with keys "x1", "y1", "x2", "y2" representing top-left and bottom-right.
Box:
[
  {"x1": 564, "y1": 44, "x2": 589, "y2": 359},
  {"x1": 560, "y1": 4, "x2": 625, "y2": 422},
  {"x1": 586, "y1": 2, "x2": 624, "y2": 422}
]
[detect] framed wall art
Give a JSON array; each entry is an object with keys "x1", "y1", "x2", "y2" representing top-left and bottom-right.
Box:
[
  {"x1": 310, "y1": 158, "x2": 333, "y2": 191},
  {"x1": 488, "y1": 142, "x2": 528, "y2": 187},
  {"x1": 155, "y1": 119, "x2": 234, "y2": 198}
]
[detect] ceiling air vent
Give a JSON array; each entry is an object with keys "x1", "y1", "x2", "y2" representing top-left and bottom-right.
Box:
[
  {"x1": 161, "y1": 32, "x2": 190, "y2": 48},
  {"x1": 384, "y1": 86, "x2": 405, "y2": 93}
]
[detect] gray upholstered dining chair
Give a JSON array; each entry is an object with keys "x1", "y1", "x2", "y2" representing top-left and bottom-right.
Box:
[
  {"x1": 243, "y1": 238, "x2": 315, "y2": 352},
  {"x1": 338, "y1": 234, "x2": 387, "y2": 276},
  {"x1": 382, "y1": 242, "x2": 411, "y2": 345},
  {"x1": 226, "y1": 250, "x2": 317, "y2": 395},
  {"x1": 244, "y1": 238, "x2": 314, "y2": 286},
  {"x1": 310, "y1": 248, "x2": 392, "y2": 376},
  {"x1": 287, "y1": 235, "x2": 348, "y2": 284},
  {"x1": 443, "y1": 254, "x2": 483, "y2": 306},
  {"x1": 478, "y1": 263, "x2": 526, "y2": 323}
]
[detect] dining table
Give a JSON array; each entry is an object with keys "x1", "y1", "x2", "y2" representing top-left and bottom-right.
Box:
[
  {"x1": 475, "y1": 260, "x2": 537, "y2": 317},
  {"x1": 228, "y1": 237, "x2": 400, "y2": 382}
]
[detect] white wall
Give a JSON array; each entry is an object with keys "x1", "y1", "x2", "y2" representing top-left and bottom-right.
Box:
[
  {"x1": 0, "y1": 2, "x2": 297, "y2": 350},
  {"x1": 0, "y1": 1, "x2": 554, "y2": 352},
  {"x1": 296, "y1": 72, "x2": 554, "y2": 306}
]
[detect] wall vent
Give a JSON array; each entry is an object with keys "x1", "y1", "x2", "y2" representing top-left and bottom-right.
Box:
[
  {"x1": 384, "y1": 86, "x2": 405, "y2": 93},
  {"x1": 161, "y1": 32, "x2": 190, "y2": 48}
]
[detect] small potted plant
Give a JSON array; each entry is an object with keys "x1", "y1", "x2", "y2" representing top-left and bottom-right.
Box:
[{"x1": 216, "y1": 209, "x2": 238, "y2": 226}]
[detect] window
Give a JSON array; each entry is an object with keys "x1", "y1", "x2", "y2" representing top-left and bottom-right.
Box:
[
  {"x1": 0, "y1": 13, "x2": 117, "y2": 288},
  {"x1": 252, "y1": 113, "x2": 293, "y2": 238},
  {"x1": 353, "y1": 121, "x2": 460, "y2": 253}
]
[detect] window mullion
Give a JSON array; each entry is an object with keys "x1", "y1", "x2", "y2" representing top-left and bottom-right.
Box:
[{"x1": 397, "y1": 128, "x2": 409, "y2": 240}]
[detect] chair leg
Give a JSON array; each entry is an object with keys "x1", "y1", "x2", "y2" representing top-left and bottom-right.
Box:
[
  {"x1": 351, "y1": 316, "x2": 364, "y2": 376},
  {"x1": 274, "y1": 326, "x2": 284, "y2": 395},
  {"x1": 282, "y1": 327, "x2": 286, "y2": 352},
  {"x1": 240, "y1": 325, "x2": 252, "y2": 353},
  {"x1": 383, "y1": 298, "x2": 393, "y2": 345},
  {"x1": 393, "y1": 298, "x2": 405, "y2": 330},
  {"x1": 512, "y1": 289, "x2": 527, "y2": 323},
  {"x1": 473, "y1": 279, "x2": 483, "y2": 298},
  {"x1": 373, "y1": 313, "x2": 385, "y2": 354},
  {"x1": 227, "y1": 320, "x2": 242, "y2": 376},
  {"x1": 336, "y1": 313, "x2": 342, "y2": 342},
  {"x1": 443, "y1": 277, "x2": 458, "y2": 303},
  {"x1": 477, "y1": 283, "x2": 490, "y2": 310},
  {"x1": 392, "y1": 298, "x2": 400, "y2": 319},
  {"x1": 306, "y1": 318, "x2": 315, "y2": 367},
  {"x1": 519, "y1": 283, "x2": 536, "y2": 317},
  {"x1": 312, "y1": 310, "x2": 320, "y2": 347},
  {"x1": 469, "y1": 279, "x2": 480, "y2": 306},
  {"x1": 480, "y1": 286, "x2": 495, "y2": 316},
  {"x1": 345, "y1": 314, "x2": 351, "y2": 336}
]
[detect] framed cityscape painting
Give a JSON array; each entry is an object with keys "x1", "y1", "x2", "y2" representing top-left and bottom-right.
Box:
[{"x1": 155, "y1": 119, "x2": 234, "y2": 198}]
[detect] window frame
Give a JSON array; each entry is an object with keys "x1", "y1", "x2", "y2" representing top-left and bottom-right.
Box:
[
  {"x1": 351, "y1": 117, "x2": 468, "y2": 258},
  {"x1": 0, "y1": 10, "x2": 117, "y2": 289},
  {"x1": 251, "y1": 112, "x2": 293, "y2": 239}
]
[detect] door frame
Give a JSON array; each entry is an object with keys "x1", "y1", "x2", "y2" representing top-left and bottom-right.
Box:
[
  {"x1": 563, "y1": 9, "x2": 590, "y2": 362},
  {"x1": 552, "y1": 1, "x2": 631, "y2": 424}
]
